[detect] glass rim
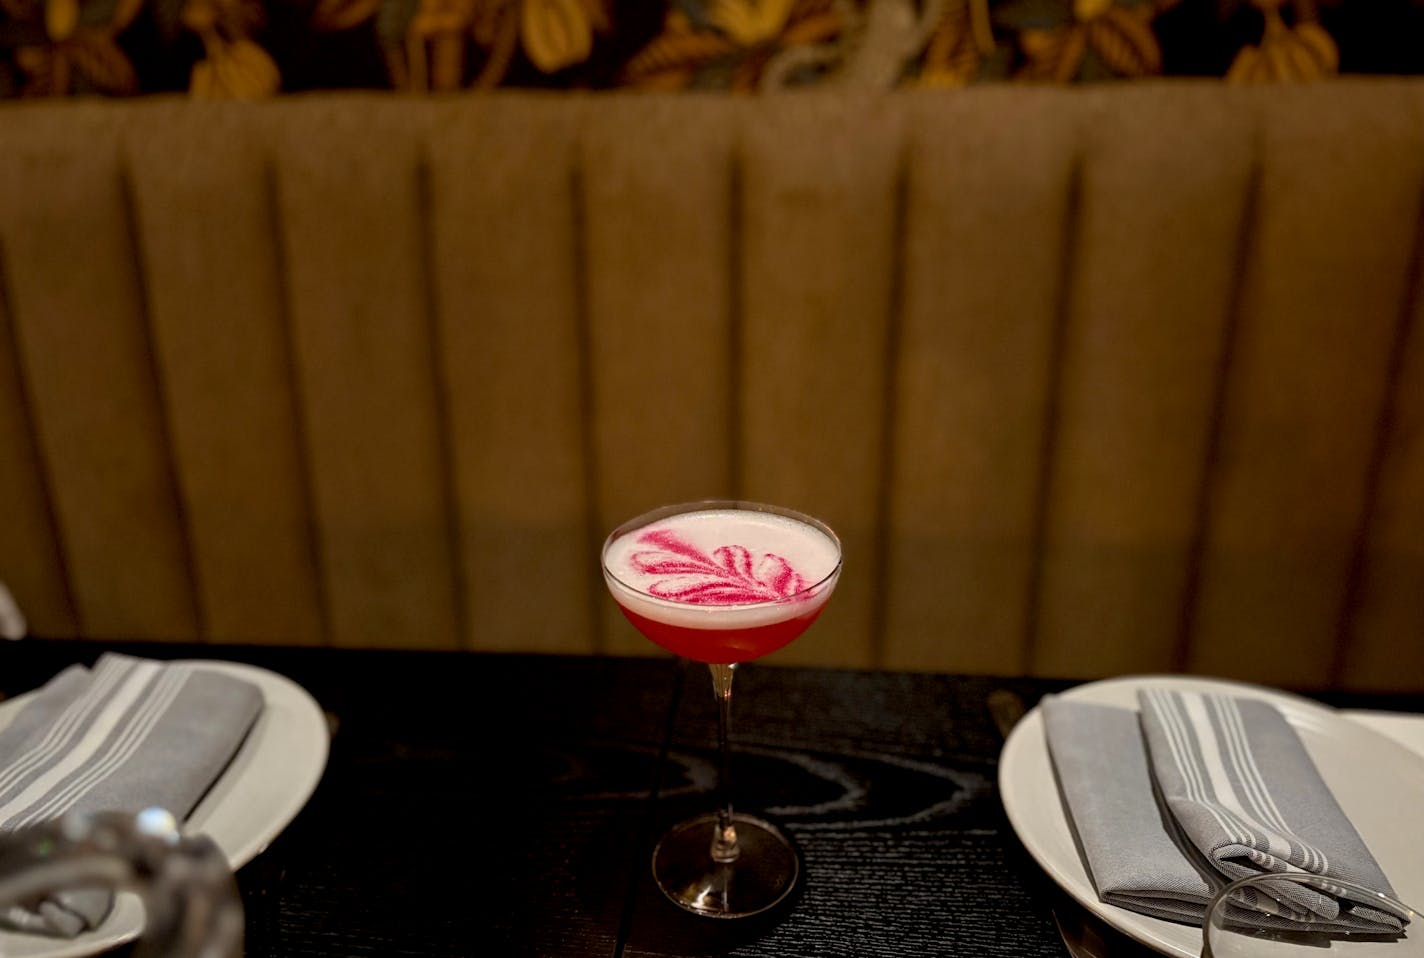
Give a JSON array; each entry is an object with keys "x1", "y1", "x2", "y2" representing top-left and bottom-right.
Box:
[
  {"x1": 600, "y1": 499, "x2": 843, "y2": 611},
  {"x1": 1204, "y1": 872, "x2": 1420, "y2": 935}
]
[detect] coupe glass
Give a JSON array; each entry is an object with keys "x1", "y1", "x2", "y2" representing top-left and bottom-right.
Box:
[
  {"x1": 601, "y1": 500, "x2": 842, "y2": 918},
  {"x1": 1203, "y1": 873, "x2": 1419, "y2": 957}
]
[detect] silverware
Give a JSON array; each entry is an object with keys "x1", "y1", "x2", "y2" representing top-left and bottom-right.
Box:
[
  {"x1": 987, "y1": 688, "x2": 1028, "y2": 742},
  {"x1": 989, "y1": 689, "x2": 1161, "y2": 958},
  {"x1": 0, "y1": 809, "x2": 243, "y2": 957},
  {"x1": 1051, "y1": 893, "x2": 1130, "y2": 958}
]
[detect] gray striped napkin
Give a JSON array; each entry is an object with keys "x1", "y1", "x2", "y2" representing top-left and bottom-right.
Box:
[
  {"x1": 0, "y1": 654, "x2": 262, "y2": 937},
  {"x1": 1043, "y1": 691, "x2": 1405, "y2": 933},
  {"x1": 1139, "y1": 688, "x2": 1403, "y2": 933}
]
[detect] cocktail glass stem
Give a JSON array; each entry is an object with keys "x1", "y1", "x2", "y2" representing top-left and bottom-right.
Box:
[
  {"x1": 709, "y1": 663, "x2": 740, "y2": 864},
  {"x1": 603, "y1": 499, "x2": 841, "y2": 918}
]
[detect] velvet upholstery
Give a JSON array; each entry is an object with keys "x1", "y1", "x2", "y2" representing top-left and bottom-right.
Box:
[{"x1": 1, "y1": 82, "x2": 1420, "y2": 689}]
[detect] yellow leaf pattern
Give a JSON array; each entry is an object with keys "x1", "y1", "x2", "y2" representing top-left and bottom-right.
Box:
[
  {"x1": 1227, "y1": 5, "x2": 1337, "y2": 84},
  {"x1": 522, "y1": 0, "x2": 593, "y2": 72},
  {"x1": 0, "y1": 0, "x2": 1378, "y2": 97}
]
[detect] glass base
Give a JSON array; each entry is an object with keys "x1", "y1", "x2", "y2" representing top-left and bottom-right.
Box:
[{"x1": 651, "y1": 812, "x2": 800, "y2": 919}]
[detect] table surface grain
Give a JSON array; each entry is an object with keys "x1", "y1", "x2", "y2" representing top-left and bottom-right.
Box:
[{"x1": 1, "y1": 641, "x2": 1418, "y2": 958}]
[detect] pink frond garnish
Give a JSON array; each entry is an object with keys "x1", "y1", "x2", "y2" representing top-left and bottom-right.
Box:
[{"x1": 629, "y1": 527, "x2": 808, "y2": 605}]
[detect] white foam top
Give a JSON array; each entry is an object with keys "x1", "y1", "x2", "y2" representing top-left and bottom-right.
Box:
[{"x1": 603, "y1": 507, "x2": 841, "y2": 628}]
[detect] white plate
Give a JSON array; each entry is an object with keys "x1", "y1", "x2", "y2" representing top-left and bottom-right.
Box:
[
  {"x1": 1000, "y1": 675, "x2": 1424, "y2": 958},
  {"x1": 0, "y1": 659, "x2": 329, "y2": 958}
]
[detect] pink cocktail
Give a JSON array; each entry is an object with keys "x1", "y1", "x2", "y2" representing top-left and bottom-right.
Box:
[
  {"x1": 612, "y1": 604, "x2": 828, "y2": 664},
  {"x1": 603, "y1": 506, "x2": 840, "y2": 664},
  {"x1": 601, "y1": 501, "x2": 842, "y2": 919}
]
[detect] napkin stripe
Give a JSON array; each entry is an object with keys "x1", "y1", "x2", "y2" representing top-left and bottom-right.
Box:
[
  {"x1": 1153, "y1": 690, "x2": 1299, "y2": 866},
  {"x1": 1154, "y1": 690, "x2": 1254, "y2": 853},
  {"x1": 0, "y1": 659, "x2": 128, "y2": 797},
  {"x1": 1179, "y1": 688, "x2": 1292, "y2": 859},
  {"x1": 1179, "y1": 693, "x2": 1289, "y2": 860},
  {"x1": 1200, "y1": 693, "x2": 1325, "y2": 872},
  {"x1": 0, "y1": 660, "x2": 163, "y2": 827},
  {"x1": 1146, "y1": 688, "x2": 1251, "y2": 847},
  {"x1": 1211, "y1": 696, "x2": 1284, "y2": 834},
  {"x1": 1148, "y1": 688, "x2": 1234, "y2": 839},
  {"x1": 1212, "y1": 695, "x2": 1328, "y2": 873},
  {"x1": 1148, "y1": 689, "x2": 1335, "y2": 877},
  {"x1": 21, "y1": 668, "x2": 188, "y2": 827},
  {"x1": 11, "y1": 668, "x2": 189, "y2": 831},
  {"x1": 1200, "y1": 693, "x2": 1306, "y2": 865}
]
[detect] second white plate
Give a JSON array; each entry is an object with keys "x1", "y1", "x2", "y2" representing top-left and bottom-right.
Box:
[
  {"x1": 0, "y1": 658, "x2": 329, "y2": 958},
  {"x1": 999, "y1": 675, "x2": 1424, "y2": 958}
]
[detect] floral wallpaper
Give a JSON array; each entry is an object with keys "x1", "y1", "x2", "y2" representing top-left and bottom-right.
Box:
[{"x1": 0, "y1": 0, "x2": 1419, "y2": 98}]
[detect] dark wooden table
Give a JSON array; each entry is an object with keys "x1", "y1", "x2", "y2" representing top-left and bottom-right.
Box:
[{"x1": 2, "y1": 641, "x2": 1419, "y2": 958}]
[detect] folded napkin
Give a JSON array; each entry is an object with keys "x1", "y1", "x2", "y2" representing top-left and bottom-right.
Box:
[
  {"x1": 0, "y1": 654, "x2": 262, "y2": 937},
  {"x1": 1044, "y1": 690, "x2": 1406, "y2": 934}
]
